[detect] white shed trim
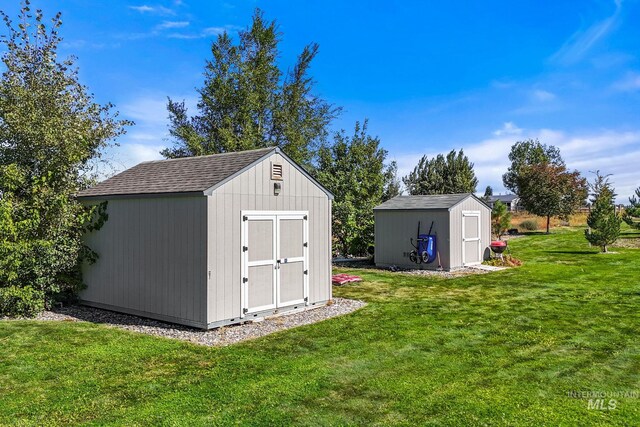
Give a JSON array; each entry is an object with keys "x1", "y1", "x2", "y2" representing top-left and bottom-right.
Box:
[{"x1": 462, "y1": 210, "x2": 482, "y2": 266}]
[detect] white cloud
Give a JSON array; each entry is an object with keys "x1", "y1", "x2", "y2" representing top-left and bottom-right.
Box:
[
  {"x1": 156, "y1": 20, "x2": 190, "y2": 30},
  {"x1": 612, "y1": 72, "x2": 640, "y2": 92},
  {"x1": 168, "y1": 25, "x2": 242, "y2": 39},
  {"x1": 532, "y1": 89, "x2": 556, "y2": 102},
  {"x1": 549, "y1": 1, "x2": 622, "y2": 66},
  {"x1": 393, "y1": 123, "x2": 640, "y2": 203},
  {"x1": 493, "y1": 122, "x2": 522, "y2": 136},
  {"x1": 128, "y1": 5, "x2": 175, "y2": 15}
]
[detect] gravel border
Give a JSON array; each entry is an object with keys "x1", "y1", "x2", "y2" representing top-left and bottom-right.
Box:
[{"x1": 10, "y1": 297, "x2": 366, "y2": 346}]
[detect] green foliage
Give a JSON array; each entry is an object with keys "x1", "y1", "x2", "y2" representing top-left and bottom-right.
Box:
[
  {"x1": 503, "y1": 139, "x2": 564, "y2": 194},
  {"x1": 316, "y1": 120, "x2": 393, "y2": 256},
  {"x1": 162, "y1": 9, "x2": 339, "y2": 167},
  {"x1": 2, "y1": 229, "x2": 640, "y2": 425},
  {"x1": 402, "y1": 149, "x2": 478, "y2": 195},
  {"x1": 0, "y1": 3, "x2": 127, "y2": 310},
  {"x1": 491, "y1": 200, "x2": 511, "y2": 239},
  {"x1": 0, "y1": 285, "x2": 44, "y2": 317},
  {"x1": 516, "y1": 162, "x2": 587, "y2": 233},
  {"x1": 382, "y1": 161, "x2": 401, "y2": 202},
  {"x1": 623, "y1": 186, "x2": 640, "y2": 230},
  {"x1": 585, "y1": 174, "x2": 621, "y2": 252},
  {"x1": 519, "y1": 219, "x2": 538, "y2": 231}
]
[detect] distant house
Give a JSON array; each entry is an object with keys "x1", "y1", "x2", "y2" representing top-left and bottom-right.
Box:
[{"x1": 488, "y1": 194, "x2": 520, "y2": 211}]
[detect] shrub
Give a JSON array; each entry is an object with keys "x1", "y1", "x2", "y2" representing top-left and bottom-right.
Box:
[
  {"x1": 483, "y1": 255, "x2": 523, "y2": 267},
  {"x1": 0, "y1": 286, "x2": 45, "y2": 318},
  {"x1": 519, "y1": 219, "x2": 538, "y2": 231}
]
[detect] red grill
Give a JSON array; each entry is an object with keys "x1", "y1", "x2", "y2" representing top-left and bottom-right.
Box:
[{"x1": 490, "y1": 240, "x2": 507, "y2": 254}]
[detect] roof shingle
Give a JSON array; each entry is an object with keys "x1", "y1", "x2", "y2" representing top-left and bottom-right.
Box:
[
  {"x1": 374, "y1": 194, "x2": 478, "y2": 210},
  {"x1": 77, "y1": 147, "x2": 275, "y2": 198}
]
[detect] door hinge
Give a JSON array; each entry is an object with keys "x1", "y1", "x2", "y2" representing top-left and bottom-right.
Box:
[
  {"x1": 243, "y1": 308, "x2": 248, "y2": 314},
  {"x1": 303, "y1": 242, "x2": 308, "y2": 247},
  {"x1": 304, "y1": 297, "x2": 308, "y2": 302},
  {"x1": 303, "y1": 215, "x2": 308, "y2": 220},
  {"x1": 304, "y1": 270, "x2": 308, "y2": 275},
  {"x1": 243, "y1": 215, "x2": 248, "y2": 221},
  {"x1": 242, "y1": 277, "x2": 248, "y2": 283},
  {"x1": 242, "y1": 246, "x2": 248, "y2": 252}
]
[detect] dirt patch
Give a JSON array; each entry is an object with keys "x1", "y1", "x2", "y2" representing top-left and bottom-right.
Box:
[{"x1": 613, "y1": 238, "x2": 640, "y2": 249}]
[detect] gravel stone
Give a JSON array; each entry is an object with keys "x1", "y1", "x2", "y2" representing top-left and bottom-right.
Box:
[{"x1": 10, "y1": 298, "x2": 366, "y2": 347}]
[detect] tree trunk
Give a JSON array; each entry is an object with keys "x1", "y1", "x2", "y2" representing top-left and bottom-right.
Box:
[
  {"x1": 546, "y1": 215, "x2": 551, "y2": 234},
  {"x1": 602, "y1": 245, "x2": 607, "y2": 253}
]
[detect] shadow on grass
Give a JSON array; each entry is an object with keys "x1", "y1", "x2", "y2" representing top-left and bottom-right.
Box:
[{"x1": 545, "y1": 250, "x2": 598, "y2": 255}]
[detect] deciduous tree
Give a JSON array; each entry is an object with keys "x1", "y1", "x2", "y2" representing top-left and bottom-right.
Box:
[
  {"x1": 162, "y1": 9, "x2": 339, "y2": 167},
  {"x1": 402, "y1": 149, "x2": 478, "y2": 195},
  {"x1": 316, "y1": 120, "x2": 394, "y2": 256},
  {"x1": 0, "y1": 3, "x2": 129, "y2": 314},
  {"x1": 503, "y1": 139, "x2": 564, "y2": 194},
  {"x1": 516, "y1": 163, "x2": 587, "y2": 233}
]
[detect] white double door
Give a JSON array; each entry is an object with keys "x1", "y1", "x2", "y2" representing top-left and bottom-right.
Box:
[{"x1": 241, "y1": 211, "x2": 309, "y2": 316}]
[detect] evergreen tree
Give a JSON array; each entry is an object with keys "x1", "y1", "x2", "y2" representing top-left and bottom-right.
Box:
[
  {"x1": 382, "y1": 161, "x2": 401, "y2": 201},
  {"x1": 402, "y1": 149, "x2": 478, "y2": 195},
  {"x1": 623, "y1": 186, "x2": 640, "y2": 230},
  {"x1": 483, "y1": 185, "x2": 493, "y2": 202},
  {"x1": 316, "y1": 120, "x2": 394, "y2": 256},
  {"x1": 491, "y1": 201, "x2": 511, "y2": 240},
  {"x1": 585, "y1": 175, "x2": 621, "y2": 252},
  {"x1": 162, "y1": 9, "x2": 339, "y2": 167},
  {"x1": 0, "y1": 3, "x2": 129, "y2": 314}
]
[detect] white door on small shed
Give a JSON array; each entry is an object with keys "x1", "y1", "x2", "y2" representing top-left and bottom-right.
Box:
[
  {"x1": 241, "y1": 211, "x2": 308, "y2": 317},
  {"x1": 462, "y1": 211, "x2": 482, "y2": 265}
]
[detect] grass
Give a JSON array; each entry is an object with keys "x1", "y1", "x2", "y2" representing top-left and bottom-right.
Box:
[{"x1": 1, "y1": 227, "x2": 640, "y2": 426}]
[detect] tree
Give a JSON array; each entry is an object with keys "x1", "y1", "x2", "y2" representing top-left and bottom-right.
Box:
[
  {"x1": 623, "y1": 186, "x2": 640, "y2": 230},
  {"x1": 585, "y1": 173, "x2": 621, "y2": 252},
  {"x1": 516, "y1": 163, "x2": 587, "y2": 233},
  {"x1": 382, "y1": 161, "x2": 401, "y2": 201},
  {"x1": 483, "y1": 185, "x2": 493, "y2": 202},
  {"x1": 316, "y1": 120, "x2": 394, "y2": 256},
  {"x1": 402, "y1": 149, "x2": 478, "y2": 195},
  {"x1": 491, "y1": 200, "x2": 511, "y2": 240},
  {"x1": 162, "y1": 9, "x2": 339, "y2": 167},
  {"x1": 0, "y1": 3, "x2": 129, "y2": 314},
  {"x1": 503, "y1": 139, "x2": 564, "y2": 194}
]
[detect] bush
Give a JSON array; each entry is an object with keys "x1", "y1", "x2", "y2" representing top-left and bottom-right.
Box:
[
  {"x1": 0, "y1": 286, "x2": 45, "y2": 318},
  {"x1": 519, "y1": 219, "x2": 538, "y2": 231},
  {"x1": 483, "y1": 255, "x2": 523, "y2": 267}
]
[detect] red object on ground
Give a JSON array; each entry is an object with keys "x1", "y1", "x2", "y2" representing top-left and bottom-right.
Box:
[
  {"x1": 332, "y1": 274, "x2": 362, "y2": 285},
  {"x1": 490, "y1": 240, "x2": 508, "y2": 254}
]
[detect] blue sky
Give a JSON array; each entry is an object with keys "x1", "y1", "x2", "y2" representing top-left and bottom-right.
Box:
[{"x1": 3, "y1": 1, "x2": 639, "y2": 201}]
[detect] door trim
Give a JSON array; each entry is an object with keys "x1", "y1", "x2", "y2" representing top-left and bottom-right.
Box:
[
  {"x1": 462, "y1": 210, "x2": 482, "y2": 266},
  {"x1": 241, "y1": 210, "x2": 309, "y2": 317}
]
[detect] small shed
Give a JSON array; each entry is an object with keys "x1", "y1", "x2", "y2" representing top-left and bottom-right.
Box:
[
  {"x1": 374, "y1": 194, "x2": 491, "y2": 271},
  {"x1": 77, "y1": 147, "x2": 333, "y2": 329}
]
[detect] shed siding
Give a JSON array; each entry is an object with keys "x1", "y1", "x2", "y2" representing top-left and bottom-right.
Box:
[
  {"x1": 374, "y1": 210, "x2": 451, "y2": 270},
  {"x1": 207, "y1": 153, "x2": 331, "y2": 324},
  {"x1": 449, "y1": 197, "x2": 492, "y2": 268},
  {"x1": 81, "y1": 196, "x2": 208, "y2": 327}
]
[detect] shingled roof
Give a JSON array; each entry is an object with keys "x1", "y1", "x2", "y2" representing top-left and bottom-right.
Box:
[
  {"x1": 77, "y1": 147, "x2": 276, "y2": 198},
  {"x1": 374, "y1": 193, "x2": 488, "y2": 210}
]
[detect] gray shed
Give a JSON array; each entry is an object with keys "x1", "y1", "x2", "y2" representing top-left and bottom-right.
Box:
[
  {"x1": 373, "y1": 194, "x2": 491, "y2": 270},
  {"x1": 77, "y1": 147, "x2": 333, "y2": 329}
]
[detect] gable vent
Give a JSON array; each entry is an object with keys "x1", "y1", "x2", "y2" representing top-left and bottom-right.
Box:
[{"x1": 271, "y1": 163, "x2": 283, "y2": 180}]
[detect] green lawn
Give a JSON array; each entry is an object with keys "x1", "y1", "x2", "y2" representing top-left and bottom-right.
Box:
[{"x1": 1, "y1": 228, "x2": 639, "y2": 426}]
